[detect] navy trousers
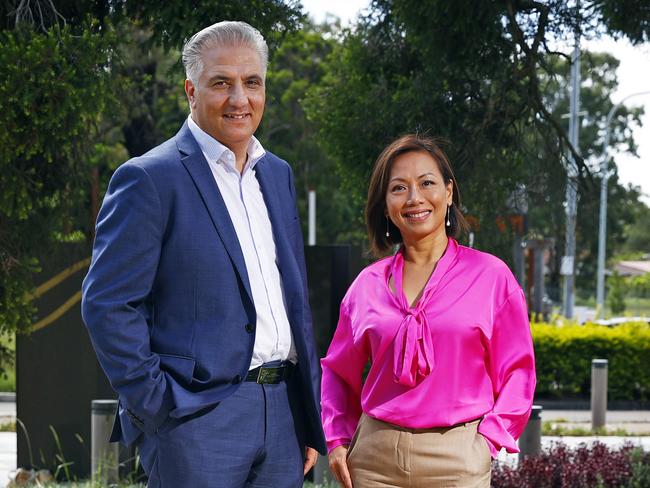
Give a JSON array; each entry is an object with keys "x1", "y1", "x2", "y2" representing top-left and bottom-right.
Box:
[{"x1": 137, "y1": 380, "x2": 304, "y2": 487}]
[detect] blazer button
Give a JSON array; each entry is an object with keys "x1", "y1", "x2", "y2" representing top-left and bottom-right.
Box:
[
  {"x1": 245, "y1": 323, "x2": 254, "y2": 333},
  {"x1": 232, "y1": 375, "x2": 242, "y2": 384}
]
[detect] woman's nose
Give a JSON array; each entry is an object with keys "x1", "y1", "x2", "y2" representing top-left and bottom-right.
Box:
[{"x1": 406, "y1": 186, "x2": 423, "y2": 204}]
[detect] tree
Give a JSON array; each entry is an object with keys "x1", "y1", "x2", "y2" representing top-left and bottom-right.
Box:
[
  {"x1": 258, "y1": 21, "x2": 361, "y2": 244},
  {"x1": 620, "y1": 201, "x2": 650, "y2": 255},
  {"x1": 0, "y1": 0, "x2": 307, "y2": 369},
  {"x1": 526, "y1": 51, "x2": 645, "y2": 298},
  {"x1": 0, "y1": 18, "x2": 120, "y2": 367},
  {"x1": 304, "y1": 0, "x2": 650, "y2": 265}
]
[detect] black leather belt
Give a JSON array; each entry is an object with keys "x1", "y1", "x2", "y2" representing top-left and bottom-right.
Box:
[{"x1": 246, "y1": 362, "x2": 293, "y2": 384}]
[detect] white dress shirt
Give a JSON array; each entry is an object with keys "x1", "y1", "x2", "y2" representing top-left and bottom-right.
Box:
[{"x1": 187, "y1": 116, "x2": 297, "y2": 369}]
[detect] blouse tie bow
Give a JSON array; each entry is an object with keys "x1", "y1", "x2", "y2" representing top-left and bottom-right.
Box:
[{"x1": 393, "y1": 306, "x2": 434, "y2": 387}]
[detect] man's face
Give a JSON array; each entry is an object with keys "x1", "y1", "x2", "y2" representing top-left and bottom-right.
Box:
[{"x1": 185, "y1": 43, "x2": 265, "y2": 149}]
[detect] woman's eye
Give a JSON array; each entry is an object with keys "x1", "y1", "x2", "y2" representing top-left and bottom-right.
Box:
[
  {"x1": 422, "y1": 180, "x2": 435, "y2": 187},
  {"x1": 391, "y1": 185, "x2": 405, "y2": 192}
]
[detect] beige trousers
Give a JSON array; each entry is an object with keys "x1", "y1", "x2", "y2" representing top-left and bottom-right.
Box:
[{"x1": 346, "y1": 414, "x2": 492, "y2": 488}]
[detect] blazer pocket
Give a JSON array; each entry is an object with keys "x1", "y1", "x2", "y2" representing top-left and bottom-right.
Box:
[{"x1": 158, "y1": 353, "x2": 196, "y2": 384}]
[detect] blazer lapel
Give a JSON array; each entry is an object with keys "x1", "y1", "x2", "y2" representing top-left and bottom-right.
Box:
[
  {"x1": 255, "y1": 157, "x2": 303, "y2": 312},
  {"x1": 175, "y1": 123, "x2": 253, "y2": 303}
]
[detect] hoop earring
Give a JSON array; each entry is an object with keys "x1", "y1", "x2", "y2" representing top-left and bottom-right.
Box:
[
  {"x1": 446, "y1": 205, "x2": 451, "y2": 227},
  {"x1": 385, "y1": 217, "x2": 390, "y2": 237}
]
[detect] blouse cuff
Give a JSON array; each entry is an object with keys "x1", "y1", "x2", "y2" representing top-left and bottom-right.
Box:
[
  {"x1": 478, "y1": 414, "x2": 520, "y2": 457},
  {"x1": 327, "y1": 438, "x2": 351, "y2": 454}
]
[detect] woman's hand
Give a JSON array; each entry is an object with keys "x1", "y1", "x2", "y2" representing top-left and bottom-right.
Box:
[{"x1": 328, "y1": 445, "x2": 353, "y2": 488}]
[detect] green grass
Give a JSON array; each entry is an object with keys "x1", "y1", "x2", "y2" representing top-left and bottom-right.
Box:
[
  {"x1": 574, "y1": 295, "x2": 650, "y2": 318},
  {"x1": 542, "y1": 420, "x2": 647, "y2": 436}
]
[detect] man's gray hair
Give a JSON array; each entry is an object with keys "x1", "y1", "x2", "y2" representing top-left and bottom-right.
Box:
[{"x1": 182, "y1": 21, "x2": 269, "y2": 83}]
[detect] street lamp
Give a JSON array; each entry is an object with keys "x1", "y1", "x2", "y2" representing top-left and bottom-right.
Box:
[{"x1": 596, "y1": 90, "x2": 650, "y2": 319}]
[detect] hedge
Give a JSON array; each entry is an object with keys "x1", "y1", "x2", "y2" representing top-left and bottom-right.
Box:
[{"x1": 532, "y1": 321, "x2": 650, "y2": 401}]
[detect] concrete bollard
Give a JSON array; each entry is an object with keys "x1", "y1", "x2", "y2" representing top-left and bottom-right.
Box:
[
  {"x1": 91, "y1": 399, "x2": 119, "y2": 484},
  {"x1": 519, "y1": 405, "x2": 542, "y2": 461},
  {"x1": 591, "y1": 359, "x2": 608, "y2": 430}
]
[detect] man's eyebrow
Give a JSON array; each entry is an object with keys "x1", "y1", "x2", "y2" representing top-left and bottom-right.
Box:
[
  {"x1": 207, "y1": 74, "x2": 231, "y2": 83},
  {"x1": 206, "y1": 73, "x2": 264, "y2": 83}
]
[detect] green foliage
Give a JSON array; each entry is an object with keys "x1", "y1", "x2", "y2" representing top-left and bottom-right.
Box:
[
  {"x1": 0, "y1": 364, "x2": 16, "y2": 392},
  {"x1": 112, "y1": 0, "x2": 304, "y2": 51},
  {"x1": 303, "y1": 0, "x2": 648, "y2": 263},
  {"x1": 529, "y1": 51, "x2": 646, "y2": 297},
  {"x1": 620, "y1": 202, "x2": 650, "y2": 254},
  {"x1": 628, "y1": 273, "x2": 650, "y2": 298},
  {"x1": 0, "y1": 22, "x2": 119, "y2": 367},
  {"x1": 532, "y1": 321, "x2": 650, "y2": 400},
  {"x1": 608, "y1": 272, "x2": 628, "y2": 314},
  {"x1": 259, "y1": 22, "x2": 358, "y2": 244},
  {"x1": 628, "y1": 448, "x2": 650, "y2": 488},
  {"x1": 598, "y1": 0, "x2": 650, "y2": 44}
]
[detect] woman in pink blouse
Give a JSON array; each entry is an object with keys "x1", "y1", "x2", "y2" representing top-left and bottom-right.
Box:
[{"x1": 321, "y1": 134, "x2": 536, "y2": 487}]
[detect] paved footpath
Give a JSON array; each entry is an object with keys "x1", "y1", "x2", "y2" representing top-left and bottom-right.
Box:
[{"x1": 0, "y1": 403, "x2": 649, "y2": 485}]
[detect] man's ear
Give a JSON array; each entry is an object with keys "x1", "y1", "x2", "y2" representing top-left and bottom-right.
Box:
[{"x1": 184, "y1": 79, "x2": 196, "y2": 108}]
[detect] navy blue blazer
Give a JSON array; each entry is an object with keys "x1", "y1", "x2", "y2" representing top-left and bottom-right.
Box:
[{"x1": 81, "y1": 122, "x2": 327, "y2": 454}]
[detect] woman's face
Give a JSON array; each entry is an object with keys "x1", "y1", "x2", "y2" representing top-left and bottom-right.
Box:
[{"x1": 385, "y1": 150, "x2": 453, "y2": 244}]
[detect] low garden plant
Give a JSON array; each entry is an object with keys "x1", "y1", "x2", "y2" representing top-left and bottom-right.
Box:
[{"x1": 492, "y1": 442, "x2": 650, "y2": 488}]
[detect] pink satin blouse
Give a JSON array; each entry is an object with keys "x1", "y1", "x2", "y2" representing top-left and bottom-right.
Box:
[{"x1": 320, "y1": 238, "x2": 536, "y2": 457}]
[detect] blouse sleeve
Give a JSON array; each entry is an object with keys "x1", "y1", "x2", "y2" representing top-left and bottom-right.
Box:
[
  {"x1": 320, "y1": 299, "x2": 369, "y2": 453},
  {"x1": 478, "y1": 287, "x2": 536, "y2": 457}
]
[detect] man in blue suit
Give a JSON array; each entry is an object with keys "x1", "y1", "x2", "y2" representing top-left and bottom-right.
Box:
[{"x1": 82, "y1": 21, "x2": 326, "y2": 487}]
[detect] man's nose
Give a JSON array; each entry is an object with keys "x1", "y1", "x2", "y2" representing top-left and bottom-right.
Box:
[{"x1": 229, "y1": 82, "x2": 247, "y2": 106}]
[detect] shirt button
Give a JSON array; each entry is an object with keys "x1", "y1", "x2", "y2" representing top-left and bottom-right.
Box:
[
  {"x1": 232, "y1": 375, "x2": 242, "y2": 384},
  {"x1": 245, "y1": 323, "x2": 254, "y2": 333}
]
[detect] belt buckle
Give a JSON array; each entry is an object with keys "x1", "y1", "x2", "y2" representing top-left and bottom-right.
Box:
[{"x1": 257, "y1": 367, "x2": 281, "y2": 384}]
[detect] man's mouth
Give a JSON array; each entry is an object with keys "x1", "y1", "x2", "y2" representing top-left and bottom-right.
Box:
[{"x1": 224, "y1": 113, "x2": 249, "y2": 119}]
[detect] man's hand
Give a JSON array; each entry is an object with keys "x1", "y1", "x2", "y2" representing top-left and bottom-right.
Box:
[
  {"x1": 328, "y1": 445, "x2": 352, "y2": 488},
  {"x1": 303, "y1": 447, "x2": 318, "y2": 475}
]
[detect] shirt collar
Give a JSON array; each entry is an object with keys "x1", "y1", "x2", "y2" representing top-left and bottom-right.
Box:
[{"x1": 187, "y1": 115, "x2": 266, "y2": 171}]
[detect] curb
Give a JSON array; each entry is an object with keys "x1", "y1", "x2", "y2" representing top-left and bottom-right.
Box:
[{"x1": 0, "y1": 393, "x2": 15, "y2": 403}]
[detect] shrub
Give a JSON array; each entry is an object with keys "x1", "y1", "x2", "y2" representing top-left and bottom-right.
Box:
[
  {"x1": 532, "y1": 322, "x2": 650, "y2": 401},
  {"x1": 608, "y1": 272, "x2": 627, "y2": 314},
  {"x1": 492, "y1": 442, "x2": 637, "y2": 488}
]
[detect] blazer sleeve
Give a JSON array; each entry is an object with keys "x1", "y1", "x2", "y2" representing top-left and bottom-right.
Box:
[
  {"x1": 82, "y1": 162, "x2": 173, "y2": 435},
  {"x1": 286, "y1": 163, "x2": 320, "y2": 400},
  {"x1": 478, "y1": 288, "x2": 536, "y2": 457}
]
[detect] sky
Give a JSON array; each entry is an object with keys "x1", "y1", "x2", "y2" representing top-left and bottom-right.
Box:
[{"x1": 301, "y1": 0, "x2": 650, "y2": 205}]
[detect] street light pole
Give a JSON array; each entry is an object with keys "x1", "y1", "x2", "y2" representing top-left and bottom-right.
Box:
[
  {"x1": 596, "y1": 90, "x2": 650, "y2": 318},
  {"x1": 562, "y1": 28, "x2": 581, "y2": 319}
]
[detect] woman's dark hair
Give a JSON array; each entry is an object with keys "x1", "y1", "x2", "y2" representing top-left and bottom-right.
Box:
[{"x1": 365, "y1": 134, "x2": 469, "y2": 258}]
